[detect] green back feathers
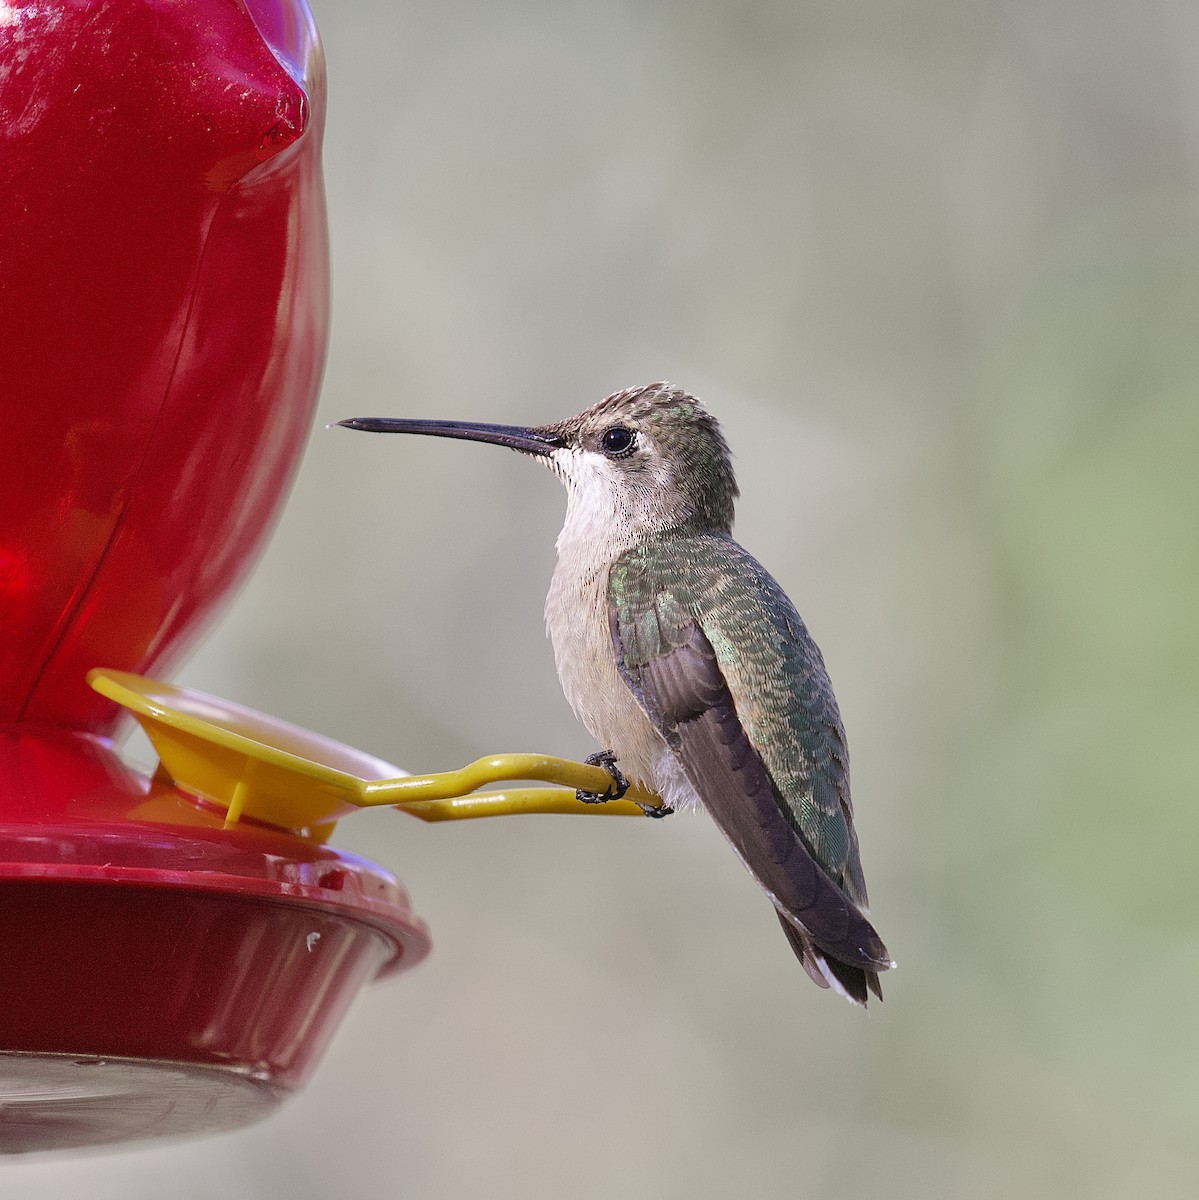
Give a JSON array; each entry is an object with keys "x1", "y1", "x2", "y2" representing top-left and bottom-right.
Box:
[{"x1": 608, "y1": 532, "x2": 868, "y2": 906}]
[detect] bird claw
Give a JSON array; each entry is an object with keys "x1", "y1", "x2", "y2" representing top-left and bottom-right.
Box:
[
  {"x1": 577, "y1": 750, "x2": 629, "y2": 804},
  {"x1": 637, "y1": 801, "x2": 674, "y2": 819}
]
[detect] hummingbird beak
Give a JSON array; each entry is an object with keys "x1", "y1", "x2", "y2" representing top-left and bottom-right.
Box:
[{"x1": 335, "y1": 417, "x2": 565, "y2": 457}]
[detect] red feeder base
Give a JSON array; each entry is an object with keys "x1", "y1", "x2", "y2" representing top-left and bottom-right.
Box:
[{"x1": 0, "y1": 728, "x2": 430, "y2": 1152}]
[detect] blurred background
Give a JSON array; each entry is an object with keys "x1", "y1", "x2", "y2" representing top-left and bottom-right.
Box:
[{"x1": 12, "y1": 0, "x2": 1199, "y2": 1195}]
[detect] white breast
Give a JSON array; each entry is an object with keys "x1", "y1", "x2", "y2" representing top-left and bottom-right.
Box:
[
  {"x1": 543, "y1": 460, "x2": 669, "y2": 792},
  {"x1": 541, "y1": 446, "x2": 707, "y2": 807},
  {"x1": 544, "y1": 555, "x2": 669, "y2": 792}
]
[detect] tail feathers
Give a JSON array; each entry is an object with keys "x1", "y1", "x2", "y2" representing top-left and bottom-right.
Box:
[{"x1": 775, "y1": 910, "x2": 886, "y2": 1007}]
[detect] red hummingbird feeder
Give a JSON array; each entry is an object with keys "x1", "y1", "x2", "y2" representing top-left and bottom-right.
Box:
[{"x1": 0, "y1": 0, "x2": 434, "y2": 1152}]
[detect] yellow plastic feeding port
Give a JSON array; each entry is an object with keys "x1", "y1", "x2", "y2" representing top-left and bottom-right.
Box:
[{"x1": 88, "y1": 669, "x2": 664, "y2": 840}]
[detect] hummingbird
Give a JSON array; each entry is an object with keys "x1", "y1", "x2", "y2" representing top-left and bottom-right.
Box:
[{"x1": 338, "y1": 383, "x2": 893, "y2": 1004}]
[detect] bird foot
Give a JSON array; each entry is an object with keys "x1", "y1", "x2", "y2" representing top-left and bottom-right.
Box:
[
  {"x1": 637, "y1": 801, "x2": 675, "y2": 819},
  {"x1": 577, "y1": 750, "x2": 629, "y2": 804}
]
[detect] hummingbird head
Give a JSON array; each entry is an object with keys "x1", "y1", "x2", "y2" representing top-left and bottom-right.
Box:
[
  {"x1": 337, "y1": 382, "x2": 738, "y2": 543},
  {"x1": 533, "y1": 383, "x2": 738, "y2": 539}
]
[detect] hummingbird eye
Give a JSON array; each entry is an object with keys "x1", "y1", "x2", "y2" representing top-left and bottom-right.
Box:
[{"x1": 600, "y1": 426, "x2": 636, "y2": 457}]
